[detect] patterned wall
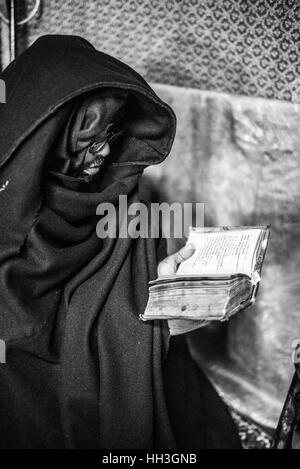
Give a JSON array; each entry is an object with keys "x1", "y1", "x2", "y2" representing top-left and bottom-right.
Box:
[{"x1": 19, "y1": 0, "x2": 300, "y2": 102}]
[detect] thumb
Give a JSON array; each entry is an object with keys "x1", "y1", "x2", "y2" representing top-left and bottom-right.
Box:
[{"x1": 157, "y1": 243, "x2": 195, "y2": 277}]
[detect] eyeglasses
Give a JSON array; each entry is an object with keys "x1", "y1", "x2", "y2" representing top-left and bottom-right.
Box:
[
  {"x1": 89, "y1": 124, "x2": 124, "y2": 155},
  {"x1": 82, "y1": 124, "x2": 124, "y2": 178}
]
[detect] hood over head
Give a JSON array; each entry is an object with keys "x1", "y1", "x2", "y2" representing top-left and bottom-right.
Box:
[
  {"x1": 0, "y1": 34, "x2": 176, "y2": 169},
  {"x1": 0, "y1": 34, "x2": 176, "y2": 253}
]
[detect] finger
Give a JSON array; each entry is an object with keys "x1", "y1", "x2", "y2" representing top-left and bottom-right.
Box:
[
  {"x1": 157, "y1": 254, "x2": 177, "y2": 276},
  {"x1": 173, "y1": 244, "x2": 195, "y2": 266},
  {"x1": 157, "y1": 244, "x2": 195, "y2": 277}
]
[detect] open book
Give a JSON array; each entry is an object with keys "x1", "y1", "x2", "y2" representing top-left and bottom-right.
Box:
[{"x1": 140, "y1": 226, "x2": 270, "y2": 335}]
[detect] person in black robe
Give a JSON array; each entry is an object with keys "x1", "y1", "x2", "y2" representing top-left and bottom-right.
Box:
[{"x1": 0, "y1": 35, "x2": 241, "y2": 449}]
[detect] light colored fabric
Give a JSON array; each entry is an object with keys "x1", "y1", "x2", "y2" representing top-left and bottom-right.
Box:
[{"x1": 144, "y1": 83, "x2": 300, "y2": 429}]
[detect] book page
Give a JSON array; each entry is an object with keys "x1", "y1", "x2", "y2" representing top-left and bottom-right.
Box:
[{"x1": 177, "y1": 228, "x2": 262, "y2": 277}]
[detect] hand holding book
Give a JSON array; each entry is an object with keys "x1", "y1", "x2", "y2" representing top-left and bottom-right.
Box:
[
  {"x1": 157, "y1": 243, "x2": 196, "y2": 277},
  {"x1": 156, "y1": 243, "x2": 210, "y2": 335},
  {"x1": 141, "y1": 226, "x2": 270, "y2": 335}
]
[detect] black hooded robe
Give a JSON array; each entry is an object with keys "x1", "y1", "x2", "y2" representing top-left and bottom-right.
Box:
[{"x1": 0, "y1": 35, "x2": 240, "y2": 449}]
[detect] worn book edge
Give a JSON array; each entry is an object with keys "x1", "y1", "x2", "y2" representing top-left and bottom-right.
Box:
[{"x1": 140, "y1": 225, "x2": 270, "y2": 325}]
